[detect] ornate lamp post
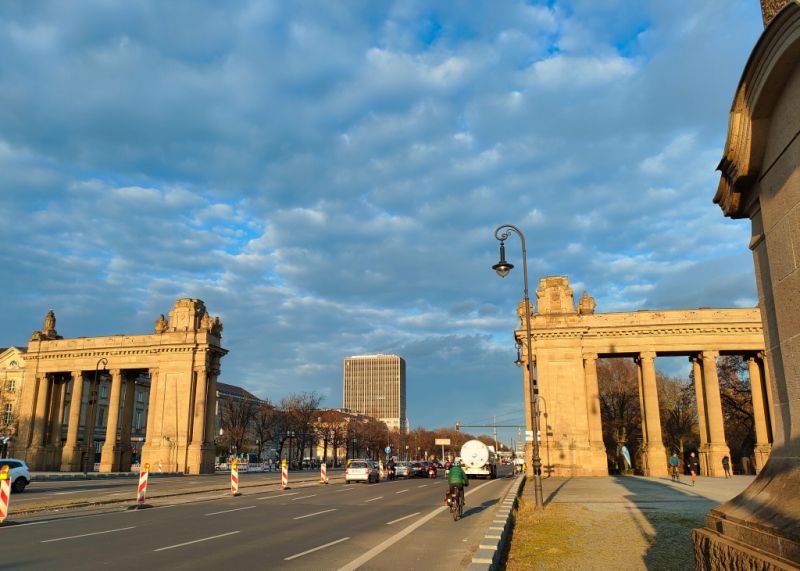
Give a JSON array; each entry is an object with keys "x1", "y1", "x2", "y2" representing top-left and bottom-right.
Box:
[
  {"x1": 492, "y1": 224, "x2": 544, "y2": 510},
  {"x1": 83, "y1": 357, "x2": 107, "y2": 473}
]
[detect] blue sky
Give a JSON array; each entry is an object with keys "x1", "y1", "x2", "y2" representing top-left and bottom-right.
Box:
[{"x1": 0, "y1": 1, "x2": 764, "y2": 446}]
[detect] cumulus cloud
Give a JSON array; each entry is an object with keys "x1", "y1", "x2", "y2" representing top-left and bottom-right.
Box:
[{"x1": 0, "y1": 0, "x2": 764, "y2": 433}]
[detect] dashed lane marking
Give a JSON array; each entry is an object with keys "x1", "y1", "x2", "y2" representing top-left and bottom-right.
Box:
[
  {"x1": 386, "y1": 512, "x2": 420, "y2": 525},
  {"x1": 285, "y1": 537, "x2": 350, "y2": 560},
  {"x1": 154, "y1": 531, "x2": 240, "y2": 552},
  {"x1": 205, "y1": 506, "x2": 256, "y2": 516},
  {"x1": 294, "y1": 508, "x2": 336, "y2": 520},
  {"x1": 42, "y1": 526, "x2": 136, "y2": 543}
]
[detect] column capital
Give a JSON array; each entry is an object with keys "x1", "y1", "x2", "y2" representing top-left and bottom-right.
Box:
[
  {"x1": 701, "y1": 350, "x2": 720, "y2": 360},
  {"x1": 110, "y1": 368, "x2": 122, "y2": 378},
  {"x1": 582, "y1": 352, "x2": 598, "y2": 362},
  {"x1": 72, "y1": 370, "x2": 84, "y2": 378},
  {"x1": 756, "y1": 350, "x2": 767, "y2": 361},
  {"x1": 639, "y1": 351, "x2": 656, "y2": 360}
]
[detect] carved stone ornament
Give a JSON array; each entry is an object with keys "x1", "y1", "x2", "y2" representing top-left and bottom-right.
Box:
[
  {"x1": 200, "y1": 311, "x2": 214, "y2": 332},
  {"x1": 211, "y1": 316, "x2": 223, "y2": 336},
  {"x1": 154, "y1": 314, "x2": 169, "y2": 334},
  {"x1": 578, "y1": 291, "x2": 596, "y2": 315}
]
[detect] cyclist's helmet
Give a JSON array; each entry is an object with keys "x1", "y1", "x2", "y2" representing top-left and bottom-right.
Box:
[{"x1": 454, "y1": 459, "x2": 462, "y2": 466}]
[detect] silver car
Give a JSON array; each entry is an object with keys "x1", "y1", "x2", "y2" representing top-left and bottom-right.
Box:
[{"x1": 345, "y1": 460, "x2": 379, "y2": 484}]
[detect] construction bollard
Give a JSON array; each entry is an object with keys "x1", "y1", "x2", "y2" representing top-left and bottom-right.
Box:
[
  {"x1": 320, "y1": 463, "x2": 328, "y2": 484},
  {"x1": 231, "y1": 460, "x2": 241, "y2": 496},
  {"x1": 0, "y1": 466, "x2": 11, "y2": 524},
  {"x1": 379, "y1": 459, "x2": 384, "y2": 481},
  {"x1": 137, "y1": 463, "x2": 150, "y2": 508},
  {"x1": 281, "y1": 459, "x2": 289, "y2": 490}
]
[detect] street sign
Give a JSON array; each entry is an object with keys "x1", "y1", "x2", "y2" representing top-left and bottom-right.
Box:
[
  {"x1": 434, "y1": 438, "x2": 450, "y2": 445},
  {"x1": 384, "y1": 446, "x2": 391, "y2": 454}
]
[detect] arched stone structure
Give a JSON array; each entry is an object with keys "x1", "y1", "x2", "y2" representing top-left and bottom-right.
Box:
[
  {"x1": 515, "y1": 276, "x2": 768, "y2": 478},
  {"x1": 694, "y1": 2, "x2": 800, "y2": 568},
  {"x1": 10, "y1": 299, "x2": 227, "y2": 474}
]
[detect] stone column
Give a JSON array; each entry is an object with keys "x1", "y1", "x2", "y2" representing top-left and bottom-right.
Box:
[
  {"x1": 691, "y1": 356, "x2": 711, "y2": 475},
  {"x1": 204, "y1": 368, "x2": 219, "y2": 449},
  {"x1": 118, "y1": 377, "x2": 137, "y2": 471},
  {"x1": 700, "y1": 351, "x2": 730, "y2": 477},
  {"x1": 187, "y1": 367, "x2": 210, "y2": 474},
  {"x1": 758, "y1": 351, "x2": 776, "y2": 439},
  {"x1": 639, "y1": 352, "x2": 667, "y2": 476},
  {"x1": 140, "y1": 368, "x2": 160, "y2": 470},
  {"x1": 30, "y1": 375, "x2": 51, "y2": 447},
  {"x1": 83, "y1": 376, "x2": 102, "y2": 472},
  {"x1": 61, "y1": 371, "x2": 85, "y2": 471},
  {"x1": 100, "y1": 369, "x2": 123, "y2": 472},
  {"x1": 582, "y1": 353, "x2": 606, "y2": 461},
  {"x1": 747, "y1": 355, "x2": 772, "y2": 472}
]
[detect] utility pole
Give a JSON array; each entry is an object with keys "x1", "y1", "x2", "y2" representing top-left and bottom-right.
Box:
[{"x1": 493, "y1": 415, "x2": 498, "y2": 452}]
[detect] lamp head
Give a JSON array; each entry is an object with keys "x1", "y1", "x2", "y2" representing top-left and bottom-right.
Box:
[
  {"x1": 492, "y1": 241, "x2": 514, "y2": 277},
  {"x1": 514, "y1": 348, "x2": 523, "y2": 368}
]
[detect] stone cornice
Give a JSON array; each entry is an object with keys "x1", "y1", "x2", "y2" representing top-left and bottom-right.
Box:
[{"x1": 528, "y1": 325, "x2": 763, "y2": 340}]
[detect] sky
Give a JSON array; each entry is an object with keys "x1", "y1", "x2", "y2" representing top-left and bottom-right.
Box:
[{"x1": 0, "y1": 1, "x2": 765, "y2": 447}]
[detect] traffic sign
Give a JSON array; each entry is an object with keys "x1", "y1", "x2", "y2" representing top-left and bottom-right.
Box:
[
  {"x1": 434, "y1": 438, "x2": 451, "y2": 445},
  {"x1": 384, "y1": 446, "x2": 391, "y2": 454}
]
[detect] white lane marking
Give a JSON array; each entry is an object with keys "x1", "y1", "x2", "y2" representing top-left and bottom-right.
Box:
[
  {"x1": 417, "y1": 484, "x2": 428, "y2": 488},
  {"x1": 291, "y1": 494, "x2": 317, "y2": 501},
  {"x1": 365, "y1": 496, "x2": 383, "y2": 503},
  {"x1": 386, "y1": 512, "x2": 420, "y2": 525},
  {"x1": 336, "y1": 487, "x2": 355, "y2": 492},
  {"x1": 258, "y1": 492, "x2": 299, "y2": 500},
  {"x1": 285, "y1": 537, "x2": 350, "y2": 561},
  {"x1": 41, "y1": 526, "x2": 136, "y2": 543},
  {"x1": 53, "y1": 491, "x2": 78, "y2": 495},
  {"x1": 395, "y1": 489, "x2": 408, "y2": 494},
  {"x1": 205, "y1": 506, "x2": 256, "y2": 516},
  {"x1": 154, "y1": 531, "x2": 240, "y2": 552},
  {"x1": 4, "y1": 520, "x2": 50, "y2": 528},
  {"x1": 294, "y1": 508, "x2": 336, "y2": 520},
  {"x1": 337, "y1": 479, "x2": 499, "y2": 571}
]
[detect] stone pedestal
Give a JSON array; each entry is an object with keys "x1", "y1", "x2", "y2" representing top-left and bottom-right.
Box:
[
  {"x1": 99, "y1": 445, "x2": 122, "y2": 473},
  {"x1": 186, "y1": 443, "x2": 215, "y2": 475}
]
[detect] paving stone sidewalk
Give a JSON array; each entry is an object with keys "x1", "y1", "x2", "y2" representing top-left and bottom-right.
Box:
[{"x1": 505, "y1": 474, "x2": 754, "y2": 570}]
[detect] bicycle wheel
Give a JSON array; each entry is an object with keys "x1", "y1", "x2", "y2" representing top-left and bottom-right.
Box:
[
  {"x1": 458, "y1": 498, "x2": 463, "y2": 520},
  {"x1": 452, "y1": 499, "x2": 459, "y2": 521}
]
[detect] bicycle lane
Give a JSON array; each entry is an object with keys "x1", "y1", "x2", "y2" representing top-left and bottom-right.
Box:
[{"x1": 340, "y1": 475, "x2": 515, "y2": 571}]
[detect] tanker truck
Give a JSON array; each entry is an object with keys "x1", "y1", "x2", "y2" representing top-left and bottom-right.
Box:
[{"x1": 459, "y1": 439, "x2": 497, "y2": 479}]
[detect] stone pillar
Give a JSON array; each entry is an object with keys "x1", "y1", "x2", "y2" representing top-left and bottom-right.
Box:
[
  {"x1": 582, "y1": 353, "x2": 606, "y2": 463},
  {"x1": 188, "y1": 366, "x2": 214, "y2": 474},
  {"x1": 100, "y1": 369, "x2": 123, "y2": 472},
  {"x1": 691, "y1": 356, "x2": 711, "y2": 475},
  {"x1": 140, "y1": 368, "x2": 159, "y2": 467},
  {"x1": 118, "y1": 377, "x2": 137, "y2": 471},
  {"x1": 758, "y1": 351, "x2": 776, "y2": 439},
  {"x1": 83, "y1": 376, "x2": 101, "y2": 472},
  {"x1": 61, "y1": 371, "x2": 85, "y2": 471},
  {"x1": 638, "y1": 352, "x2": 667, "y2": 477},
  {"x1": 28, "y1": 375, "x2": 52, "y2": 467},
  {"x1": 747, "y1": 355, "x2": 772, "y2": 473},
  {"x1": 48, "y1": 379, "x2": 65, "y2": 446},
  {"x1": 204, "y1": 368, "x2": 219, "y2": 449},
  {"x1": 700, "y1": 351, "x2": 730, "y2": 477}
]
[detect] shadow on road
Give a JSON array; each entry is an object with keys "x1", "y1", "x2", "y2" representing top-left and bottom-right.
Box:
[{"x1": 462, "y1": 497, "x2": 498, "y2": 519}]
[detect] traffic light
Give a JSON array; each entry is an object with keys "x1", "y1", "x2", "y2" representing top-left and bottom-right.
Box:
[{"x1": 455, "y1": 422, "x2": 461, "y2": 431}]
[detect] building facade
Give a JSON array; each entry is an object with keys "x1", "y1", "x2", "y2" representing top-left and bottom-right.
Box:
[{"x1": 343, "y1": 354, "x2": 406, "y2": 432}]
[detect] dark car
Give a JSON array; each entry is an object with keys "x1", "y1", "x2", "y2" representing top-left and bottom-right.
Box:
[{"x1": 409, "y1": 462, "x2": 426, "y2": 478}]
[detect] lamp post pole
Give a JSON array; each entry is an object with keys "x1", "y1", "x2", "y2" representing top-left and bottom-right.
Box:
[
  {"x1": 492, "y1": 224, "x2": 544, "y2": 510},
  {"x1": 84, "y1": 357, "x2": 108, "y2": 474}
]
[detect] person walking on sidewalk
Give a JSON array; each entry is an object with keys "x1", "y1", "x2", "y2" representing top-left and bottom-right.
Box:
[
  {"x1": 722, "y1": 456, "x2": 732, "y2": 479},
  {"x1": 688, "y1": 452, "x2": 700, "y2": 486}
]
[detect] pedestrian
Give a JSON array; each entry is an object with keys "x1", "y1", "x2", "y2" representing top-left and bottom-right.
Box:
[
  {"x1": 668, "y1": 452, "x2": 681, "y2": 482},
  {"x1": 722, "y1": 456, "x2": 732, "y2": 479},
  {"x1": 688, "y1": 452, "x2": 700, "y2": 486}
]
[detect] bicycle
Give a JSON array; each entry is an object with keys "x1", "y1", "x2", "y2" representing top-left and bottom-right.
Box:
[
  {"x1": 670, "y1": 465, "x2": 680, "y2": 482},
  {"x1": 448, "y1": 489, "x2": 463, "y2": 521}
]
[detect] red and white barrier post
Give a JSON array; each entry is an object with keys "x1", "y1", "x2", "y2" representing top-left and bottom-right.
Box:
[
  {"x1": 136, "y1": 463, "x2": 150, "y2": 508},
  {"x1": 0, "y1": 465, "x2": 11, "y2": 524},
  {"x1": 231, "y1": 460, "x2": 241, "y2": 496},
  {"x1": 281, "y1": 458, "x2": 289, "y2": 490},
  {"x1": 379, "y1": 459, "x2": 384, "y2": 481},
  {"x1": 320, "y1": 462, "x2": 328, "y2": 484}
]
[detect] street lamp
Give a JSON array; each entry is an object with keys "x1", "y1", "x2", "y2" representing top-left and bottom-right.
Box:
[
  {"x1": 492, "y1": 224, "x2": 544, "y2": 510},
  {"x1": 84, "y1": 357, "x2": 108, "y2": 473}
]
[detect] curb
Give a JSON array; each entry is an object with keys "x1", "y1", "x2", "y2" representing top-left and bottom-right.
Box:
[
  {"x1": 31, "y1": 472, "x2": 184, "y2": 481},
  {"x1": 467, "y1": 474, "x2": 525, "y2": 571}
]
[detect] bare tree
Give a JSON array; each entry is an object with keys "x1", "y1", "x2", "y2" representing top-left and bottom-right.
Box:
[
  {"x1": 252, "y1": 400, "x2": 276, "y2": 461},
  {"x1": 220, "y1": 397, "x2": 257, "y2": 455},
  {"x1": 598, "y1": 358, "x2": 643, "y2": 473}
]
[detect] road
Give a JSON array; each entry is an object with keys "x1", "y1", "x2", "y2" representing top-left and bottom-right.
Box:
[{"x1": 2, "y1": 467, "x2": 516, "y2": 570}]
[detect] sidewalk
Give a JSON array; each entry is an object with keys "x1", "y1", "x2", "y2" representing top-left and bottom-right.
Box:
[{"x1": 505, "y1": 474, "x2": 754, "y2": 570}]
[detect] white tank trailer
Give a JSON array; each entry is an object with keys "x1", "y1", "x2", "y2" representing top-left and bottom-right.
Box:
[{"x1": 460, "y1": 439, "x2": 497, "y2": 479}]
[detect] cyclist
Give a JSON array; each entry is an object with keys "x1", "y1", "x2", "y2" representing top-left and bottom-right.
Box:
[
  {"x1": 669, "y1": 452, "x2": 681, "y2": 482},
  {"x1": 447, "y1": 459, "x2": 469, "y2": 508}
]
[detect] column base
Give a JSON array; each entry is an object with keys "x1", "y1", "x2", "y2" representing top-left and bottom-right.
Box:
[
  {"x1": 60, "y1": 445, "x2": 84, "y2": 472},
  {"x1": 186, "y1": 443, "x2": 215, "y2": 475},
  {"x1": 702, "y1": 443, "x2": 732, "y2": 477},
  {"x1": 754, "y1": 444, "x2": 772, "y2": 474},
  {"x1": 643, "y1": 443, "x2": 668, "y2": 477},
  {"x1": 118, "y1": 444, "x2": 133, "y2": 472},
  {"x1": 99, "y1": 445, "x2": 122, "y2": 473}
]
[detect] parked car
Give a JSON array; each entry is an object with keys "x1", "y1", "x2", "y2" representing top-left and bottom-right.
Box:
[
  {"x1": 395, "y1": 462, "x2": 411, "y2": 479},
  {"x1": 0, "y1": 459, "x2": 31, "y2": 493},
  {"x1": 345, "y1": 460, "x2": 380, "y2": 484}
]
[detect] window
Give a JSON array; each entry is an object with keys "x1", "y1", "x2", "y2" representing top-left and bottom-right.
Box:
[
  {"x1": 2, "y1": 404, "x2": 11, "y2": 425},
  {"x1": 5, "y1": 380, "x2": 14, "y2": 392},
  {"x1": 137, "y1": 391, "x2": 145, "y2": 403},
  {"x1": 134, "y1": 410, "x2": 143, "y2": 430},
  {"x1": 97, "y1": 407, "x2": 105, "y2": 427},
  {"x1": 100, "y1": 385, "x2": 108, "y2": 399}
]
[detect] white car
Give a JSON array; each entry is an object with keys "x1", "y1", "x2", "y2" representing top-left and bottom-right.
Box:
[
  {"x1": 345, "y1": 460, "x2": 379, "y2": 484},
  {"x1": 0, "y1": 459, "x2": 31, "y2": 493}
]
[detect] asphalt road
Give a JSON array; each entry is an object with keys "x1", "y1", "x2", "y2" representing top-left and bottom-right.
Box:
[{"x1": 2, "y1": 467, "x2": 516, "y2": 570}]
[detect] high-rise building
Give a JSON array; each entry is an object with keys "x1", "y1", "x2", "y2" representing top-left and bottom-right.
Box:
[{"x1": 343, "y1": 354, "x2": 406, "y2": 432}]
